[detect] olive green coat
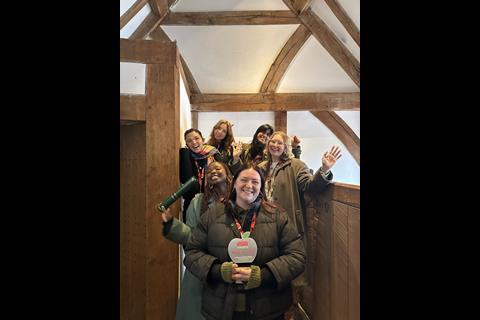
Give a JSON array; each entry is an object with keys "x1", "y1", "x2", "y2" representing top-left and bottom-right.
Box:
[
  {"x1": 257, "y1": 158, "x2": 332, "y2": 244},
  {"x1": 164, "y1": 193, "x2": 207, "y2": 320},
  {"x1": 258, "y1": 158, "x2": 331, "y2": 287}
]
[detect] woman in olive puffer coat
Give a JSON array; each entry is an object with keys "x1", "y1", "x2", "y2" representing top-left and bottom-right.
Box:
[{"x1": 184, "y1": 166, "x2": 305, "y2": 320}]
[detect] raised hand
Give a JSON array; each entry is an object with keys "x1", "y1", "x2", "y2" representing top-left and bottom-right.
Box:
[
  {"x1": 160, "y1": 208, "x2": 173, "y2": 223},
  {"x1": 321, "y1": 146, "x2": 342, "y2": 172},
  {"x1": 232, "y1": 141, "x2": 243, "y2": 161},
  {"x1": 291, "y1": 135, "x2": 301, "y2": 148}
]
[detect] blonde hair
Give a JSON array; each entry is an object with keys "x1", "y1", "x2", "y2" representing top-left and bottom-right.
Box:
[{"x1": 266, "y1": 131, "x2": 293, "y2": 162}]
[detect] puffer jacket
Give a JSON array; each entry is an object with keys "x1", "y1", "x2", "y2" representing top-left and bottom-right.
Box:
[{"x1": 184, "y1": 202, "x2": 305, "y2": 320}]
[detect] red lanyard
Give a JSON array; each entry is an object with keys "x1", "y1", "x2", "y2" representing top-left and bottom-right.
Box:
[
  {"x1": 233, "y1": 213, "x2": 257, "y2": 238},
  {"x1": 194, "y1": 161, "x2": 205, "y2": 190}
]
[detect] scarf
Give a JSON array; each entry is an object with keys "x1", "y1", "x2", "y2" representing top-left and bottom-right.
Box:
[
  {"x1": 228, "y1": 196, "x2": 262, "y2": 233},
  {"x1": 190, "y1": 144, "x2": 218, "y2": 192},
  {"x1": 190, "y1": 144, "x2": 218, "y2": 160}
]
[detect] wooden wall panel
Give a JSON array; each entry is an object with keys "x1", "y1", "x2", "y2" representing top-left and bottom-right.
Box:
[
  {"x1": 332, "y1": 202, "x2": 349, "y2": 320},
  {"x1": 120, "y1": 124, "x2": 146, "y2": 320},
  {"x1": 303, "y1": 183, "x2": 360, "y2": 320},
  {"x1": 348, "y1": 206, "x2": 360, "y2": 320},
  {"x1": 306, "y1": 194, "x2": 332, "y2": 320}
]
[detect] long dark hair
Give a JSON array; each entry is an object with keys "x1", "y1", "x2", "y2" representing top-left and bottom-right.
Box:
[
  {"x1": 201, "y1": 161, "x2": 233, "y2": 214},
  {"x1": 248, "y1": 124, "x2": 274, "y2": 160}
]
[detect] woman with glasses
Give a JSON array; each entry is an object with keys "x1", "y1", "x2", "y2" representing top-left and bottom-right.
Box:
[
  {"x1": 240, "y1": 124, "x2": 303, "y2": 167},
  {"x1": 258, "y1": 131, "x2": 342, "y2": 310},
  {"x1": 239, "y1": 124, "x2": 274, "y2": 167}
]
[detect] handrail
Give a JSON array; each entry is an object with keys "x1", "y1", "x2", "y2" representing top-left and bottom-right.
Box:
[{"x1": 330, "y1": 182, "x2": 360, "y2": 208}]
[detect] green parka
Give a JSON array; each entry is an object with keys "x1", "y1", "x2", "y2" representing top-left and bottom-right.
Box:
[{"x1": 184, "y1": 201, "x2": 305, "y2": 320}]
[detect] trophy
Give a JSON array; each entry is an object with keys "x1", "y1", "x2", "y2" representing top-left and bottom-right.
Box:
[{"x1": 228, "y1": 236, "x2": 258, "y2": 284}]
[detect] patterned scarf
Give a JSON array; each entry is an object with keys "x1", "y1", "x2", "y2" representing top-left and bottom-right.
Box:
[
  {"x1": 190, "y1": 144, "x2": 218, "y2": 160},
  {"x1": 190, "y1": 144, "x2": 218, "y2": 191}
]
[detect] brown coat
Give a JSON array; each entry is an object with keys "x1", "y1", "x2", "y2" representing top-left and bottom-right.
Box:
[
  {"x1": 258, "y1": 158, "x2": 332, "y2": 241},
  {"x1": 258, "y1": 158, "x2": 331, "y2": 287}
]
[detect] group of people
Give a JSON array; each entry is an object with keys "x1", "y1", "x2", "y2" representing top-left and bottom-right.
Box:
[{"x1": 160, "y1": 119, "x2": 342, "y2": 320}]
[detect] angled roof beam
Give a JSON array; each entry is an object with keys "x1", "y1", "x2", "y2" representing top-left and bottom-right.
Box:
[
  {"x1": 259, "y1": 24, "x2": 311, "y2": 133},
  {"x1": 148, "y1": 0, "x2": 175, "y2": 17},
  {"x1": 161, "y1": 11, "x2": 300, "y2": 25},
  {"x1": 260, "y1": 22, "x2": 359, "y2": 164},
  {"x1": 282, "y1": 1, "x2": 360, "y2": 87},
  {"x1": 324, "y1": 0, "x2": 360, "y2": 46},
  {"x1": 179, "y1": 55, "x2": 201, "y2": 97},
  {"x1": 310, "y1": 111, "x2": 359, "y2": 164},
  {"x1": 283, "y1": 0, "x2": 313, "y2": 15},
  {"x1": 190, "y1": 93, "x2": 359, "y2": 112},
  {"x1": 120, "y1": 0, "x2": 149, "y2": 30},
  {"x1": 298, "y1": 8, "x2": 359, "y2": 87},
  {"x1": 129, "y1": 12, "x2": 163, "y2": 39},
  {"x1": 260, "y1": 24, "x2": 311, "y2": 93}
]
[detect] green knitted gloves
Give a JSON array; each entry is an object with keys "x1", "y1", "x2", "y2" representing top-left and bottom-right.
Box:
[
  {"x1": 220, "y1": 262, "x2": 234, "y2": 283},
  {"x1": 221, "y1": 262, "x2": 261, "y2": 290},
  {"x1": 244, "y1": 265, "x2": 261, "y2": 290}
]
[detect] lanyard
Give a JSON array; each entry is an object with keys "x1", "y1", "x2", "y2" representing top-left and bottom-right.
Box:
[
  {"x1": 233, "y1": 213, "x2": 257, "y2": 239},
  {"x1": 194, "y1": 161, "x2": 205, "y2": 190}
]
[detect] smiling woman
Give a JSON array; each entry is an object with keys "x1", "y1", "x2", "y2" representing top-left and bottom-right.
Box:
[
  {"x1": 180, "y1": 128, "x2": 219, "y2": 221},
  {"x1": 185, "y1": 165, "x2": 306, "y2": 319},
  {"x1": 160, "y1": 161, "x2": 233, "y2": 320}
]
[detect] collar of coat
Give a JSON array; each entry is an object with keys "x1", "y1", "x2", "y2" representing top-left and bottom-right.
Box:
[{"x1": 258, "y1": 158, "x2": 292, "y2": 172}]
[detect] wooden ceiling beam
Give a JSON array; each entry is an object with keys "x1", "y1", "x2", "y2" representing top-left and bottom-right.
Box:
[
  {"x1": 310, "y1": 111, "x2": 359, "y2": 164},
  {"x1": 282, "y1": 0, "x2": 313, "y2": 15},
  {"x1": 120, "y1": 94, "x2": 146, "y2": 121},
  {"x1": 148, "y1": 23, "x2": 171, "y2": 41},
  {"x1": 161, "y1": 11, "x2": 300, "y2": 25},
  {"x1": 148, "y1": 0, "x2": 175, "y2": 18},
  {"x1": 129, "y1": 12, "x2": 162, "y2": 40},
  {"x1": 260, "y1": 24, "x2": 311, "y2": 93},
  {"x1": 324, "y1": 0, "x2": 360, "y2": 46},
  {"x1": 190, "y1": 93, "x2": 359, "y2": 112},
  {"x1": 280, "y1": 0, "x2": 360, "y2": 164},
  {"x1": 120, "y1": 0, "x2": 149, "y2": 30},
  {"x1": 120, "y1": 38, "x2": 176, "y2": 64},
  {"x1": 261, "y1": 24, "x2": 311, "y2": 135},
  {"x1": 179, "y1": 55, "x2": 201, "y2": 97},
  {"x1": 275, "y1": 111, "x2": 287, "y2": 133},
  {"x1": 298, "y1": 8, "x2": 360, "y2": 87}
]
